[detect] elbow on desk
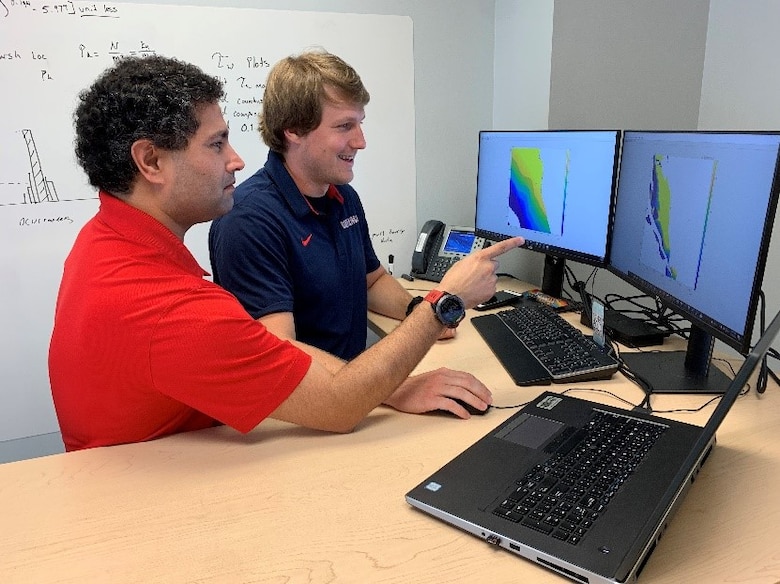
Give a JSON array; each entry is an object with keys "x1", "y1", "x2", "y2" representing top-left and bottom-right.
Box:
[
  {"x1": 268, "y1": 407, "x2": 362, "y2": 435},
  {"x1": 328, "y1": 421, "x2": 360, "y2": 434},
  {"x1": 300, "y1": 414, "x2": 361, "y2": 434}
]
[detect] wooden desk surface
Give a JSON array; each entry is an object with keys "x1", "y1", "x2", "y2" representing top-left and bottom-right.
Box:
[{"x1": 2, "y1": 278, "x2": 779, "y2": 584}]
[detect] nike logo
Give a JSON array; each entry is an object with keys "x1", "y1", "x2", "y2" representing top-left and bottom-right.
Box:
[{"x1": 301, "y1": 234, "x2": 313, "y2": 246}]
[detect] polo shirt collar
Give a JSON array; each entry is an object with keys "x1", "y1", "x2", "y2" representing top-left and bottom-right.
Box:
[
  {"x1": 264, "y1": 150, "x2": 344, "y2": 218},
  {"x1": 97, "y1": 191, "x2": 208, "y2": 277}
]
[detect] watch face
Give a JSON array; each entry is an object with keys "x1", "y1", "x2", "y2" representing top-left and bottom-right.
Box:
[{"x1": 439, "y1": 295, "x2": 465, "y2": 326}]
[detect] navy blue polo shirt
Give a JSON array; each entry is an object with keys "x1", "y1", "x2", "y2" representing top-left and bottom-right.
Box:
[{"x1": 209, "y1": 150, "x2": 380, "y2": 361}]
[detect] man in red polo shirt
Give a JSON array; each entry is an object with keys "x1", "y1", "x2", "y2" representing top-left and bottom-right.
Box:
[{"x1": 48, "y1": 55, "x2": 522, "y2": 451}]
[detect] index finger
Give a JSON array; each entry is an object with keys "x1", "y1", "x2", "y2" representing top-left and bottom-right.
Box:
[{"x1": 479, "y1": 236, "x2": 525, "y2": 259}]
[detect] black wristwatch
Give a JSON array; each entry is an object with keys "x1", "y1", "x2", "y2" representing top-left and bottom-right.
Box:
[
  {"x1": 424, "y1": 289, "x2": 466, "y2": 328},
  {"x1": 406, "y1": 295, "x2": 424, "y2": 317}
]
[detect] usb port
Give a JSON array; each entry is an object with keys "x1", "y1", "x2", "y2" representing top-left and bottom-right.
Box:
[{"x1": 486, "y1": 534, "x2": 501, "y2": 545}]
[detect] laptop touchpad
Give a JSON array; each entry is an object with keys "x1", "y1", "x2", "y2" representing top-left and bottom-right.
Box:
[{"x1": 495, "y1": 413, "x2": 564, "y2": 449}]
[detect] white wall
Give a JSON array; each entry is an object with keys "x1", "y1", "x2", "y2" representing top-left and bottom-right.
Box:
[
  {"x1": 699, "y1": 0, "x2": 780, "y2": 339},
  {"x1": 493, "y1": 0, "x2": 553, "y2": 130},
  {"x1": 491, "y1": 0, "x2": 555, "y2": 283},
  {"x1": 548, "y1": 0, "x2": 709, "y2": 130}
]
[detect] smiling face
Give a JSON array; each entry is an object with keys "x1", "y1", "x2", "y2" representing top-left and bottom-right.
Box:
[{"x1": 283, "y1": 87, "x2": 367, "y2": 196}]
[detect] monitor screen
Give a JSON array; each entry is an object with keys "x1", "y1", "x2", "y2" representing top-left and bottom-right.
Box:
[
  {"x1": 609, "y1": 131, "x2": 780, "y2": 392},
  {"x1": 474, "y1": 130, "x2": 621, "y2": 267}
]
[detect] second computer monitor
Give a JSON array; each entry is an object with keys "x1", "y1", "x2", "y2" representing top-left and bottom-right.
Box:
[
  {"x1": 609, "y1": 130, "x2": 780, "y2": 392},
  {"x1": 474, "y1": 130, "x2": 621, "y2": 264}
]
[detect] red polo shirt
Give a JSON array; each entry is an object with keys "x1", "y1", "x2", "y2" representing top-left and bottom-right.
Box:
[{"x1": 49, "y1": 192, "x2": 312, "y2": 451}]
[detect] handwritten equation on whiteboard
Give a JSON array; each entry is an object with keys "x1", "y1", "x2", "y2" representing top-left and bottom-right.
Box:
[
  {"x1": 371, "y1": 227, "x2": 407, "y2": 245},
  {"x1": 0, "y1": 1, "x2": 282, "y2": 210},
  {"x1": 0, "y1": 1, "x2": 119, "y2": 20},
  {"x1": 0, "y1": 1, "x2": 273, "y2": 135}
]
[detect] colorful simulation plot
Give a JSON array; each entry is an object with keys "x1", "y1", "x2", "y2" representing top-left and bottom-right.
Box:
[
  {"x1": 648, "y1": 154, "x2": 676, "y2": 278},
  {"x1": 508, "y1": 147, "x2": 552, "y2": 233},
  {"x1": 642, "y1": 153, "x2": 716, "y2": 289}
]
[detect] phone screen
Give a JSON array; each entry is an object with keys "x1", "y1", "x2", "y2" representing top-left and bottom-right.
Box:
[{"x1": 443, "y1": 229, "x2": 476, "y2": 253}]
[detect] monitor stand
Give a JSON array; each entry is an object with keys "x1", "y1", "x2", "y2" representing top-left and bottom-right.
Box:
[{"x1": 619, "y1": 325, "x2": 732, "y2": 394}]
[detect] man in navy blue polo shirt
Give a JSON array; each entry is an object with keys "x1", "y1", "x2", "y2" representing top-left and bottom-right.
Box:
[
  {"x1": 210, "y1": 152, "x2": 381, "y2": 361},
  {"x1": 209, "y1": 50, "x2": 486, "y2": 418}
]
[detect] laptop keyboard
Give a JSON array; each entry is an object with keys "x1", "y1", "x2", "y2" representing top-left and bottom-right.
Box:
[
  {"x1": 493, "y1": 410, "x2": 667, "y2": 545},
  {"x1": 472, "y1": 304, "x2": 620, "y2": 385}
]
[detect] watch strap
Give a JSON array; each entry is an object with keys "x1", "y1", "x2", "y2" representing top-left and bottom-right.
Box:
[
  {"x1": 424, "y1": 289, "x2": 446, "y2": 304},
  {"x1": 405, "y1": 296, "x2": 425, "y2": 317}
]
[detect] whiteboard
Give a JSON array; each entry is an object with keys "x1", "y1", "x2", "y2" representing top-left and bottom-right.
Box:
[{"x1": 0, "y1": 1, "x2": 416, "y2": 442}]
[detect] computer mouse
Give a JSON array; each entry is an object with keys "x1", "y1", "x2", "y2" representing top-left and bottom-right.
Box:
[{"x1": 453, "y1": 398, "x2": 491, "y2": 416}]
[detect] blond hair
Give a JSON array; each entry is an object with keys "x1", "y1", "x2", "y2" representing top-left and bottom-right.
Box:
[{"x1": 260, "y1": 50, "x2": 370, "y2": 152}]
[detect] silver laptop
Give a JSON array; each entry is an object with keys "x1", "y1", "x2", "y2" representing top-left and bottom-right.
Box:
[{"x1": 406, "y1": 310, "x2": 780, "y2": 583}]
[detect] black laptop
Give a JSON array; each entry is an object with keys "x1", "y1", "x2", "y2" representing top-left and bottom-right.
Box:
[{"x1": 406, "y1": 310, "x2": 780, "y2": 584}]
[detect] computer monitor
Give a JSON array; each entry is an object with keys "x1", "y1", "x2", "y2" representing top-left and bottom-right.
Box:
[
  {"x1": 609, "y1": 130, "x2": 780, "y2": 393},
  {"x1": 474, "y1": 130, "x2": 621, "y2": 297}
]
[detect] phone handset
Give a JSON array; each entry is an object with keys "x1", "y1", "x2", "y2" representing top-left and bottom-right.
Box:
[{"x1": 411, "y1": 219, "x2": 445, "y2": 275}]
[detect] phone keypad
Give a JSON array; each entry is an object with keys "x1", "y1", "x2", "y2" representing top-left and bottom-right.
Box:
[{"x1": 428, "y1": 257, "x2": 459, "y2": 281}]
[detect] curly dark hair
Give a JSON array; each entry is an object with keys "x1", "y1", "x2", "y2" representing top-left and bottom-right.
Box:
[{"x1": 74, "y1": 55, "x2": 224, "y2": 195}]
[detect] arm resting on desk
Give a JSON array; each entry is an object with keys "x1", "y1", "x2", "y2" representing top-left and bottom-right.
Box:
[{"x1": 260, "y1": 312, "x2": 491, "y2": 420}]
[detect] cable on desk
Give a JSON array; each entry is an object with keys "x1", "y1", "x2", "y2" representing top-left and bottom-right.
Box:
[
  {"x1": 560, "y1": 386, "x2": 638, "y2": 409},
  {"x1": 618, "y1": 362, "x2": 653, "y2": 411},
  {"x1": 563, "y1": 266, "x2": 688, "y2": 336},
  {"x1": 755, "y1": 290, "x2": 779, "y2": 394},
  {"x1": 496, "y1": 272, "x2": 521, "y2": 281},
  {"x1": 559, "y1": 385, "x2": 748, "y2": 416},
  {"x1": 491, "y1": 375, "x2": 748, "y2": 418},
  {"x1": 490, "y1": 401, "x2": 531, "y2": 411}
]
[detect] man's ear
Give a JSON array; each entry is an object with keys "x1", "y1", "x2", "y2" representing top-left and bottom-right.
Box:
[
  {"x1": 283, "y1": 128, "x2": 303, "y2": 146},
  {"x1": 130, "y1": 139, "x2": 166, "y2": 185}
]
